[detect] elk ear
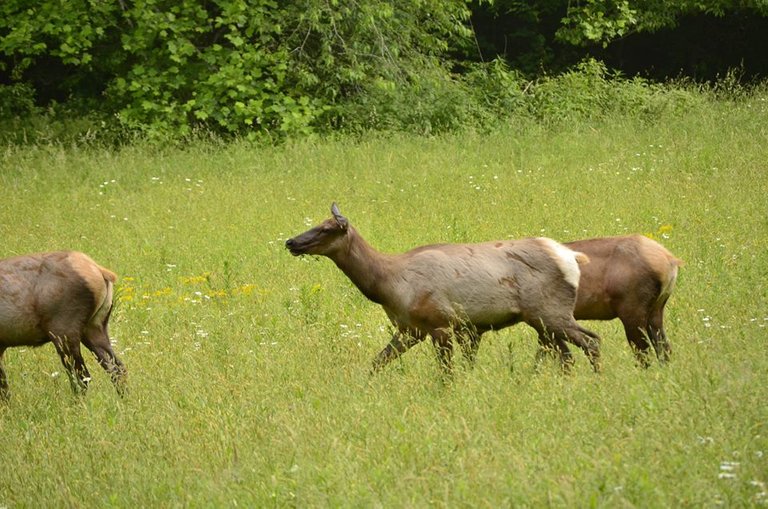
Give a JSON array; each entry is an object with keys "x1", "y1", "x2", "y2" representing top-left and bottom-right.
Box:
[{"x1": 331, "y1": 202, "x2": 348, "y2": 229}]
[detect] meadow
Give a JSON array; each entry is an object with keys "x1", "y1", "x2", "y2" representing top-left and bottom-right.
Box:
[{"x1": 0, "y1": 92, "x2": 767, "y2": 507}]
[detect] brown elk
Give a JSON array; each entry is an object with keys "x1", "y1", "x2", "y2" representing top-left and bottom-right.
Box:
[
  {"x1": 460, "y1": 235, "x2": 682, "y2": 367},
  {"x1": 286, "y1": 203, "x2": 602, "y2": 374},
  {"x1": 566, "y1": 235, "x2": 682, "y2": 365},
  {"x1": 0, "y1": 251, "x2": 127, "y2": 399}
]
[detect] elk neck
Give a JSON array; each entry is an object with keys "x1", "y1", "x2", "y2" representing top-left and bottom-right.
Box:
[{"x1": 328, "y1": 226, "x2": 393, "y2": 305}]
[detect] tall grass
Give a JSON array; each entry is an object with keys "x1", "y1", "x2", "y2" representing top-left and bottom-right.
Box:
[{"x1": 0, "y1": 89, "x2": 767, "y2": 507}]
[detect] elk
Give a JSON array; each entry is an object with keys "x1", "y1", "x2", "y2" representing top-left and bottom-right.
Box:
[
  {"x1": 565, "y1": 235, "x2": 682, "y2": 365},
  {"x1": 0, "y1": 251, "x2": 126, "y2": 399},
  {"x1": 286, "y1": 203, "x2": 602, "y2": 374},
  {"x1": 460, "y1": 235, "x2": 682, "y2": 367}
]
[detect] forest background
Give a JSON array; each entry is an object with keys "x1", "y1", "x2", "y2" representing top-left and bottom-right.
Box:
[{"x1": 1, "y1": 0, "x2": 767, "y2": 143}]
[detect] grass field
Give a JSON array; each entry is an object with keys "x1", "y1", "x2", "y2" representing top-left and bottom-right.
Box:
[{"x1": 1, "y1": 93, "x2": 767, "y2": 507}]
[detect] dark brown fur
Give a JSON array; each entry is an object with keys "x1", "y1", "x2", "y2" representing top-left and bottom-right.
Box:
[
  {"x1": 565, "y1": 235, "x2": 682, "y2": 366},
  {"x1": 0, "y1": 251, "x2": 126, "y2": 399},
  {"x1": 286, "y1": 204, "x2": 601, "y2": 374}
]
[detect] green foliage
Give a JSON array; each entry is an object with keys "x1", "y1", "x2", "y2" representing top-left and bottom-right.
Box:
[
  {"x1": 0, "y1": 0, "x2": 116, "y2": 73},
  {"x1": 109, "y1": 0, "x2": 326, "y2": 138},
  {"x1": 282, "y1": 0, "x2": 476, "y2": 135},
  {"x1": 558, "y1": 0, "x2": 638, "y2": 46},
  {"x1": 529, "y1": 58, "x2": 705, "y2": 123},
  {"x1": 333, "y1": 57, "x2": 710, "y2": 134},
  {"x1": 283, "y1": 0, "x2": 471, "y2": 94},
  {"x1": 0, "y1": 0, "x2": 472, "y2": 139},
  {"x1": 461, "y1": 59, "x2": 529, "y2": 113},
  {"x1": 330, "y1": 65, "x2": 483, "y2": 135},
  {"x1": 558, "y1": 0, "x2": 768, "y2": 46},
  {"x1": 0, "y1": 83, "x2": 37, "y2": 117},
  {"x1": 0, "y1": 56, "x2": 749, "y2": 145}
]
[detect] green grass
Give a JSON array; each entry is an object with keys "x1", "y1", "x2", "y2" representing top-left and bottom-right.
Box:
[{"x1": 1, "y1": 93, "x2": 767, "y2": 507}]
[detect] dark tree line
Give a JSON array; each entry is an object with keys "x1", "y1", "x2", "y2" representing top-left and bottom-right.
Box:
[{"x1": 471, "y1": 1, "x2": 768, "y2": 80}]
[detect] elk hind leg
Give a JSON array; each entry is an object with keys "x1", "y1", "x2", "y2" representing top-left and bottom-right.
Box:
[
  {"x1": 619, "y1": 315, "x2": 654, "y2": 368},
  {"x1": 84, "y1": 323, "x2": 127, "y2": 396},
  {"x1": 50, "y1": 332, "x2": 91, "y2": 394},
  {"x1": 647, "y1": 303, "x2": 671, "y2": 363}
]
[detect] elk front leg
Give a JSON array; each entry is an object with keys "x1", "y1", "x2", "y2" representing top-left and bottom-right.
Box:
[
  {"x1": 371, "y1": 332, "x2": 424, "y2": 373},
  {"x1": 530, "y1": 321, "x2": 574, "y2": 373}
]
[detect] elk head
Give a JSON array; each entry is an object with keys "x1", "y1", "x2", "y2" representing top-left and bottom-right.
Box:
[{"x1": 286, "y1": 203, "x2": 350, "y2": 257}]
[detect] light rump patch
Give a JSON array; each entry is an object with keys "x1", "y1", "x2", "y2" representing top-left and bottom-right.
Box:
[
  {"x1": 65, "y1": 252, "x2": 117, "y2": 323},
  {"x1": 536, "y1": 237, "x2": 585, "y2": 289}
]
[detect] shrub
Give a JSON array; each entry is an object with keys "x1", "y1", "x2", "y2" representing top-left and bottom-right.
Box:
[{"x1": 528, "y1": 58, "x2": 706, "y2": 124}]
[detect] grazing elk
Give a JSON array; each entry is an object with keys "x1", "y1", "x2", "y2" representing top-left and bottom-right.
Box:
[
  {"x1": 0, "y1": 251, "x2": 126, "y2": 399},
  {"x1": 460, "y1": 235, "x2": 682, "y2": 368},
  {"x1": 286, "y1": 203, "x2": 602, "y2": 374}
]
